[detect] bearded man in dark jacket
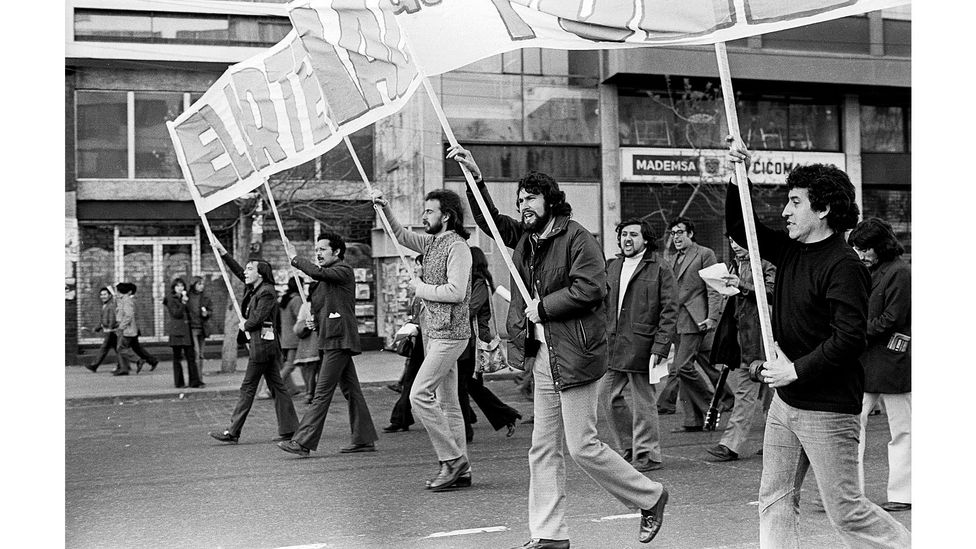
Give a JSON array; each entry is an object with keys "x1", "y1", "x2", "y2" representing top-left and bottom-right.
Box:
[{"x1": 449, "y1": 145, "x2": 669, "y2": 549}]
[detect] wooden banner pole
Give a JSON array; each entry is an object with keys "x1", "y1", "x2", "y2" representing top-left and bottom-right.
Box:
[{"x1": 714, "y1": 42, "x2": 775, "y2": 362}]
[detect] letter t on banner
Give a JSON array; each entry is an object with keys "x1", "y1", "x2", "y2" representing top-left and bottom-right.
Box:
[{"x1": 166, "y1": 120, "x2": 246, "y2": 326}]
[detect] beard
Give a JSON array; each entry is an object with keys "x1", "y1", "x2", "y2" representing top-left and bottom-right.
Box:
[
  {"x1": 423, "y1": 218, "x2": 442, "y2": 234},
  {"x1": 621, "y1": 244, "x2": 644, "y2": 258},
  {"x1": 520, "y1": 209, "x2": 551, "y2": 232}
]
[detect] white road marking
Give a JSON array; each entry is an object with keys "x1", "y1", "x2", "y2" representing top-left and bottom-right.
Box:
[
  {"x1": 591, "y1": 512, "x2": 641, "y2": 522},
  {"x1": 426, "y1": 526, "x2": 509, "y2": 538}
]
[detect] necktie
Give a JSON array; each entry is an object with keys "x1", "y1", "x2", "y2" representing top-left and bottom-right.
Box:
[{"x1": 673, "y1": 251, "x2": 685, "y2": 273}]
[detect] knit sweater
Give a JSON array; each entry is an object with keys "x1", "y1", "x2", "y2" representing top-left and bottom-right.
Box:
[
  {"x1": 384, "y1": 206, "x2": 472, "y2": 340},
  {"x1": 726, "y1": 183, "x2": 870, "y2": 414}
]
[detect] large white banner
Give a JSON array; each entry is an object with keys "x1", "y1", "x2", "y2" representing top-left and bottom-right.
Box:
[
  {"x1": 169, "y1": 1, "x2": 420, "y2": 213},
  {"x1": 388, "y1": 0, "x2": 909, "y2": 76}
]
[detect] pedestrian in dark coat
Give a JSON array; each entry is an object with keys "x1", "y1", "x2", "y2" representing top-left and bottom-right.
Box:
[
  {"x1": 164, "y1": 278, "x2": 202, "y2": 389},
  {"x1": 208, "y1": 242, "x2": 299, "y2": 443},
  {"x1": 849, "y1": 218, "x2": 912, "y2": 511},
  {"x1": 453, "y1": 144, "x2": 668, "y2": 546},
  {"x1": 86, "y1": 287, "x2": 119, "y2": 372},
  {"x1": 276, "y1": 233, "x2": 378, "y2": 457},
  {"x1": 186, "y1": 277, "x2": 212, "y2": 378},
  {"x1": 601, "y1": 219, "x2": 677, "y2": 472}
]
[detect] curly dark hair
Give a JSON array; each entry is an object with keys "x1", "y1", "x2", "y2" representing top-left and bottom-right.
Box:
[
  {"x1": 667, "y1": 216, "x2": 696, "y2": 241},
  {"x1": 516, "y1": 171, "x2": 572, "y2": 218},
  {"x1": 616, "y1": 218, "x2": 658, "y2": 252},
  {"x1": 786, "y1": 164, "x2": 860, "y2": 232},
  {"x1": 848, "y1": 217, "x2": 904, "y2": 262},
  {"x1": 425, "y1": 189, "x2": 470, "y2": 240},
  {"x1": 318, "y1": 231, "x2": 346, "y2": 260}
]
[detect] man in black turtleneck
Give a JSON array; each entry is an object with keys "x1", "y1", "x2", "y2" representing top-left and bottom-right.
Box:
[{"x1": 725, "y1": 141, "x2": 910, "y2": 548}]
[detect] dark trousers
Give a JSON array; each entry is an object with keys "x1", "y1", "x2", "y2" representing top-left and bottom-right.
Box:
[
  {"x1": 131, "y1": 336, "x2": 158, "y2": 365},
  {"x1": 172, "y1": 345, "x2": 200, "y2": 388},
  {"x1": 390, "y1": 335, "x2": 424, "y2": 428},
  {"x1": 116, "y1": 336, "x2": 142, "y2": 373},
  {"x1": 458, "y1": 345, "x2": 478, "y2": 440},
  {"x1": 228, "y1": 352, "x2": 300, "y2": 438},
  {"x1": 299, "y1": 360, "x2": 320, "y2": 400},
  {"x1": 292, "y1": 350, "x2": 378, "y2": 451},
  {"x1": 658, "y1": 332, "x2": 715, "y2": 427},
  {"x1": 459, "y1": 340, "x2": 521, "y2": 430},
  {"x1": 90, "y1": 332, "x2": 118, "y2": 370}
]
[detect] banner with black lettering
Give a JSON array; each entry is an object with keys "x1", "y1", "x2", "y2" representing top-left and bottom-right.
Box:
[
  {"x1": 385, "y1": 0, "x2": 908, "y2": 77},
  {"x1": 168, "y1": 2, "x2": 420, "y2": 213}
]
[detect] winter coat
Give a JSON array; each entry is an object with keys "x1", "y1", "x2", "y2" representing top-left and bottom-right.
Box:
[
  {"x1": 605, "y1": 252, "x2": 677, "y2": 372},
  {"x1": 861, "y1": 258, "x2": 911, "y2": 393}
]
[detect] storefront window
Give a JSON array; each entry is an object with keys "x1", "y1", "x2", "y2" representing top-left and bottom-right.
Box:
[
  {"x1": 76, "y1": 91, "x2": 127, "y2": 178},
  {"x1": 861, "y1": 105, "x2": 906, "y2": 152},
  {"x1": 863, "y1": 187, "x2": 911, "y2": 257},
  {"x1": 77, "y1": 225, "x2": 115, "y2": 341},
  {"x1": 788, "y1": 102, "x2": 840, "y2": 151},
  {"x1": 135, "y1": 92, "x2": 183, "y2": 178},
  {"x1": 740, "y1": 98, "x2": 789, "y2": 150}
]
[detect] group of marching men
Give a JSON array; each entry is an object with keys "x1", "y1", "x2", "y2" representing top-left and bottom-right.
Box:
[{"x1": 204, "y1": 139, "x2": 911, "y2": 548}]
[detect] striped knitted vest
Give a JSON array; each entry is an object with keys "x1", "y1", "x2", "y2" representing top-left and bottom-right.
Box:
[{"x1": 421, "y1": 231, "x2": 471, "y2": 340}]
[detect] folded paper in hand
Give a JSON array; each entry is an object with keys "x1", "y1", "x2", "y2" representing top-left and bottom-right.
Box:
[
  {"x1": 649, "y1": 348, "x2": 672, "y2": 384},
  {"x1": 699, "y1": 263, "x2": 741, "y2": 297},
  {"x1": 395, "y1": 322, "x2": 419, "y2": 337},
  {"x1": 328, "y1": 312, "x2": 341, "y2": 319}
]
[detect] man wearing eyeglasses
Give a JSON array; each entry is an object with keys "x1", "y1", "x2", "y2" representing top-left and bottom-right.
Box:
[{"x1": 657, "y1": 218, "x2": 722, "y2": 432}]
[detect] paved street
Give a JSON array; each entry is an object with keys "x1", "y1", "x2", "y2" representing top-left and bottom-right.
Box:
[{"x1": 66, "y1": 369, "x2": 910, "y2": 549}]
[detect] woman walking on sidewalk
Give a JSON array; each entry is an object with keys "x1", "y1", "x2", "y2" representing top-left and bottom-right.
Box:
[
  {"x1": 164, "y1": 278, "x2": 203, "y2": 389},
  {"x1": 208, "y1": 241, "x2": 299, "y2": 444}
]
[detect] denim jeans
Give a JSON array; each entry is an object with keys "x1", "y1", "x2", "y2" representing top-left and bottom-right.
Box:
[{"x1": 759, "y1": 394, "x2": 911, "y2": 548}]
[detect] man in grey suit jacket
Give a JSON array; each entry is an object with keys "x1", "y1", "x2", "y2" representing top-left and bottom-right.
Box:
[
  {"x1": 658, "y1": 217, "x2": 723, "y2": 431},
  {"x1": 277, "y1": 232, "x2": 378, "y2": 457}
]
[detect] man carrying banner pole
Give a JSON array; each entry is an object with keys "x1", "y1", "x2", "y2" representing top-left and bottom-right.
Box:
[{"x1": 448, "y1": 145, "x2": 668, "y2": 547}]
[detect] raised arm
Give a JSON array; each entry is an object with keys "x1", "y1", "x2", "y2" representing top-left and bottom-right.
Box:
[
  {"x1": 447, "y1": 145, "x2": 524, "y2": 249},
  {"x1": 369, "y1": 190, "x2": 431, "y2": 254},
  {"x1": 725, "y1": 143, "x2": 790, "y2": 266},
  {"x1": 211, "y1": 240, "x2": 244, "y2": 282},
  {"x1": 291, "y1": 256, "x2": 354, "y2": 285}
]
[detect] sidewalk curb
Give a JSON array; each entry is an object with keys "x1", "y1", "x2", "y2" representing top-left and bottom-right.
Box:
[{"x1": 66, "y1": 371, "x2": 523, "y2": 406}]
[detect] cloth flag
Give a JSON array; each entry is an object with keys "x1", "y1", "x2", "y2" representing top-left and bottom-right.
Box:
[
  {"x1": 168, "y1": 1, "x2": 421, "y2": 213},
  {"x1": 388, "y1": 0, "x2": 908, "y2": 77}
]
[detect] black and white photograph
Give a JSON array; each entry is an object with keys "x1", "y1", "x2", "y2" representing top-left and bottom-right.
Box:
[{"x1": 19, "y1": 0, "x2": 962, "y2": 546}]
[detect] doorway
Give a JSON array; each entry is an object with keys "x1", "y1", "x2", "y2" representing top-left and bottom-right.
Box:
[{"x1": 115, "y1": 237, "x2": 199, "y2": 342}]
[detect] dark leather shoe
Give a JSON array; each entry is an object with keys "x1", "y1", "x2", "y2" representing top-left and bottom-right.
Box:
[
  {"x1": 428, "y1": 456, "x2": 468, "y2": 491},
  {"x1": 278, "y1": 440, "x2": 309, "y2": 457},
  {"x1": 881, "y1": 501, "x2": 911, "y2": 512},
  {"x1": 189, "y1": 382, "x2": 206, "y2": 388},
  {"x1": 670, "y1": 425, "x2": 703, "y2": 433},
  {"x1": 426, "y1": 462, "x2": 472, "y2": 489},
  {"x1": 135, "y1": 361, "x2": 144, "y2": 374},
  {"x1": 706, "y1": 444, "x2": 739, "y2": 462},
  {"x1": 657, "y1": 408, "x2": 676, "y2": 415},
  {"x1": 382, "y1": 424, "x2": 409, "y2": 433},
  {"x1": 635, "y1": 460, "x2": 664, "y2": 472},
  {"x1": 510, "y1": 539, "x2": 570, "y2": 549},
  {"x1": 209, "y1": 430, "x2": 239, "y2": 444},
  {"x1": 622, "y1": 448, "x2": 633, "y2": 462},
  {"x1": 386, "y1": 383, "x2": 402, "y2": 393},
  {"x1": 112, "y1": 370, "x2": 129, "y2": 376},
  {"x1": 639, "y1": 487, "x2": 669, "y2": 543},
  {"x1": 272, "y1": 433, "x2": 294, "y2": 442},
  {"x1": 340, "y1": 443, "x2": 376, "y2": 453},
  {"x1": 149, "y1": 360, "x2": 158, "y2": 372},
  {"x1": 85, "y1": 364, "x2": 98, "y2": 373}
]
